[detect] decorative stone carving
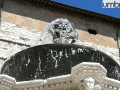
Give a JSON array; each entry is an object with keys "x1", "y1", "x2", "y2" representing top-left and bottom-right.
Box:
[
  {"x1": 1, "y1": 62, "x2": 120, "y2": 90},
  {"x1": 84, "y1": 77, "x2": 95, "y2": 89},
  {"x1": 0, "y1": 86, "x2": 10, "y2": 90},
  {"x1": 94, "y1": 85, "x2": 101, "y2": 90},
  {"x1": 40, "y1": 18, "x2": 78, "y2": 44},
  {"x1": 78, "y1": 77, "x2": 101, "y2": 90}
]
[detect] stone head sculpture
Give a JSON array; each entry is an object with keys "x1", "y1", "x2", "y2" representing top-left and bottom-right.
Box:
[
  {"x1": 84, "y1": 77, "x2": 95, "y2": 89},
  {"x1": 78, "y1": 77, "x2": 101, "y2": 90}
]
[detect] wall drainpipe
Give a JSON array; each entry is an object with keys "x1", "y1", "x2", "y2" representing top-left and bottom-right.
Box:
[
  {"x1": 117, "y1": 29, "x2": 120, "y2": 61},
  {"x1": 0, "y1": 0, "x2": 4, "y2": 29}
]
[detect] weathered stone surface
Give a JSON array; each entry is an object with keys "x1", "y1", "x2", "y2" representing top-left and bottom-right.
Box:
[
  {"x1": 77, "y1": 40, "x2": 119, "y2": 64},
  {"x1": 2, "y1": 0, "x2": 119, "y2": 48},
  {"x1": 0, "y1": 21, "x2": 119, "y2": 71},
  {"x1": 0, "y1": 21, "x2": 42, "y2": 70},
  {"x1": 0, "y1": 60, "x2": 5, "y2": 71},
  {"x1": 0, "y1": 62, "x2": 120, "y2": 90},
  {"x1": 1, "y1": 21, "x2": 41, "y2": 46}
]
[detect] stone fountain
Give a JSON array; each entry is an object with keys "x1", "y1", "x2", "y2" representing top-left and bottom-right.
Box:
[{"x1": 1, "y1": 18, "x2": 120, "y2": 82}]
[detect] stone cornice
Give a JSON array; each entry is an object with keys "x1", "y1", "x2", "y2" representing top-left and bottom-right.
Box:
[
  {"x1": 23, "y1": 0, "x2": 120, "y2": 25},
  {"x1": 0, "y1": 62, "x2": 120, "y2": 90}
]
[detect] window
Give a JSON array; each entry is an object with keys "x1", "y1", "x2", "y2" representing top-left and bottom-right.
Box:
[{"x1": 88, "y1": 29, "x2": 97, "y2": 35}]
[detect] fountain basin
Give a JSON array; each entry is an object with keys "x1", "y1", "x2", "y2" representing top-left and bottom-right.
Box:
[{"x1": 1, "y1": 44, "x2": 120, "y2": 81}]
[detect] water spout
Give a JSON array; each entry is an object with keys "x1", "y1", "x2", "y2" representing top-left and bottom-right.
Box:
[{"x1": 40, "y1": 18, "x2": 78, "y2": 44}]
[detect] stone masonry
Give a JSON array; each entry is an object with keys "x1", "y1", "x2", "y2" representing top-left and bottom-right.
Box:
[
  {"x1": 2, "y1": 0, "x2": 119, "y2": 49},
  {"x1": 0, "y1": 62, "x2": 120, "y2": 90},
  {"x1": 0, "y1": 21, "x2": 41, "y2": 69},
  {"x1": 0, "y1": 21, "x2": 119, "y2": 71}
]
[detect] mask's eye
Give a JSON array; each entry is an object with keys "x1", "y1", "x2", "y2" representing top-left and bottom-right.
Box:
[{"x1": 86, "y1": 81, "x2": 89, "y2": 83}]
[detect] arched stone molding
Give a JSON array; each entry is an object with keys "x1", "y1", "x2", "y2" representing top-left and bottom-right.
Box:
[
  {"x1": 71, "y1": 62, "x2": 107, "y2": 90},
  {"x1": 0, "y1": 62, "x2": 120, "y2": 90}
]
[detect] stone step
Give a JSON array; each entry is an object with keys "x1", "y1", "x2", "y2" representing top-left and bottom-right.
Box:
[
  {"x1": 1, "y1": 21, "x2": 41, "y2": 39},
  {"x1": 0, "y1": 31, "x2": 31, "y2": 46},
  {"x1": 1, "y1": 21, "x2": 41, "y2": 46},
  {"x1": 0, "y1": 41, "x2": 28, "y2": 59}
]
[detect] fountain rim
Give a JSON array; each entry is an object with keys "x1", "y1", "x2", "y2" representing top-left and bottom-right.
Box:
[{"x1": 1, "y1": 43, "x2": 120, "y2": 74}]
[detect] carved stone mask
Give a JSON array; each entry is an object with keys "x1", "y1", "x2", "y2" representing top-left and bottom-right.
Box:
[{"x1": 84, "y1": 77, "x2": 95, "y2": 89}]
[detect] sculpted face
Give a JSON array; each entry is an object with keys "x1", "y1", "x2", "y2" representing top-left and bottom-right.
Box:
[{"x1": 84, "y1": 77, "x2": 95, "y2": 88}]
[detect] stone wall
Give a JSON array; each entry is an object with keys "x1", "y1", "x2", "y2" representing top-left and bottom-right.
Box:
[
  {"x1": 0, "y1": 21, "x2": 119, "y2": 71},
  {"x1": 2, "y1": 0, "x2": 120, "y2": 48},
  {"x1": 0, "y1": 21, "x2": 41, "y2": 69}
]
